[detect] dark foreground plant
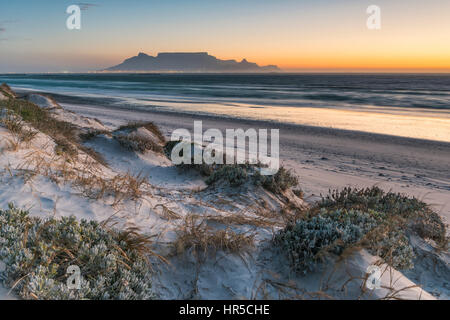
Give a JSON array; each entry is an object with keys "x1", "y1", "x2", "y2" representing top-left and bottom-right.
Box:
[
  {"x1": 165, "y1": 142, "x2": 299, "y2": 194},
  {"x1": 254, "y1": 166, "x2": 298, "y2": 194}
]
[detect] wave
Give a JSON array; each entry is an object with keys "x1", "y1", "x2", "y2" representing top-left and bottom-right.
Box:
[{"x1": 1, "y1": 73, "x2": 449, "y2": 111}]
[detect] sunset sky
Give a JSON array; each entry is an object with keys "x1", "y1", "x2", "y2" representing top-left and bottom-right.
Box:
[{"x1": 0, "y1": 0, "x2": 449, "y2": 73}]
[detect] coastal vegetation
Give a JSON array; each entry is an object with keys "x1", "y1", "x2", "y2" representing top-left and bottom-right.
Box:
[
  {"x1": 0, "y1": 204, "x2": 155, "y2": 300},
  {"x1": 275, "y1": 187, "x2": 447, "y2": 274},
  {"x1": 0, "y1": 83, "x2": 448, "y2": 300}
]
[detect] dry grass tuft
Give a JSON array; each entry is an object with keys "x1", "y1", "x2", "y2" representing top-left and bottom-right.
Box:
[
  {"x1": 54, "y1": 137, "x2": 78, "y2": 158},
  {"x1": 16, "y1": 146, "x2": 148, "y2": 207},
  {"x1": 154, "y1": 204, "x2": 182, "y2": 220},
  {"x1": 114, "y1": 121, "x2": 166, "y2": 154},
  {"x1": 73, "y1": 171, "x2": 149, "y2": 206},
  {"x1": 203, "y1": 213, "x2": 277, "y2": 228},
  {"x1": 173, "y1": 215, "x2": 255, "y2": 256},
  {"x1": 115, "y1": 135, "x2": 163, "y2": 154},
  {"x1": 79, "y1": 129, "x2": 111, "y2": 142},
  {"x1": 117, "y1": 121, "x2": 165, "y2": 143},
  {"x1": 0, "y1": 83, "x2": 16, "y2": 98},
  {"x1": 1, "y1": 97, "x2": 106, "y2": 167},
  {"x1": 81, "y1": 146, "x2": 108, "y2": 167},
  {"x1": 0, "y1": 110, "x2": 37, "y2": 148},
  {"x1": 113, "y1": 226, "x2": 166, "y2": 263}
]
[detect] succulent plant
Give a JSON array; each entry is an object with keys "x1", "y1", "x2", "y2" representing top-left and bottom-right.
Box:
[{"x1": 0, "y1": 204, "x2": 154, "y2": 300}]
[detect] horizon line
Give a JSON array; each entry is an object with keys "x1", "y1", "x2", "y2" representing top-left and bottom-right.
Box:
[{"x1": 1, "y1": 70, "x2": 450, "y2": 75}]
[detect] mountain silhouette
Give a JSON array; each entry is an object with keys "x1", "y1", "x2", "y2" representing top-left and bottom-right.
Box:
[{"x1": 105, "y1": 52, "x2": 280, "y2": 72}]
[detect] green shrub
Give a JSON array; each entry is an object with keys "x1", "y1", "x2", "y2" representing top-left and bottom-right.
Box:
[
  {"x1": 165, "y1": 140, "x2": 299, "y2": 193},
  {"x1": 205, "y1": 163, "x2": 298, "y2": 192},
  {"x1": 275, "y1": 186, "x2": 447, "y2": 274},
  {"x1": 319, "y1": 186, "x2": 426, "y2": 216},
  {"x1": 317, "y1": 186, "x2": 447, "y2": 246},
  {"x1": 114, "y1": 135, "x2": 163, "y2": 154},
  {"x1": 0, "y1": 204, "x2": 154, "y2": 300},
  {"x1": 54, "y1": 138, "x2": 78, "y2": 158},
  {"x1": 254, "y1": 166, "x2": 298, "y2": 194},
  {"x1": 371, "y1": 231, "x2": 415, "y2": 270},
  {"x1": 206, "y1": 164, "x2": 250, "y2": 187},
  {"x1": 117, "y1": 122, "x2": 165, "y2": 143},
  {"x1": 274, "y1": 209, "x2": 384, "y2": 273}
]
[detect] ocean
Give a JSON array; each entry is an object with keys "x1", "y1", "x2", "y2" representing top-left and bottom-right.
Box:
[{"x1": 1, "y1": 73, "x2": 449, "y2": 142}]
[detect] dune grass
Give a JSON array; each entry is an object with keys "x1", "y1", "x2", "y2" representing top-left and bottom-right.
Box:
[
  {"x1": 0, "y1": 109, "x2": 37, "y2": 149},
  {"x1": 0, "y1": 92, "x2": 154, "y2": 208},
  {"x1": 0, "y1": 83, "x2": 17, "y2": 98},
  {"x1": 173, "y1": 215, "x2": 255, "y2": 257},
  {"x1": 116, "y1": 121, "x2": 166, "y2": 143},
  {"x1": 115, "y1": 134, "x2": 163, "y2": 154},
  {"x1": 0, "y1": 96, "x2": 107, "y2": 166},
  {"x1": 113, "y1": 121, "x2": 166, "y2": 154}
]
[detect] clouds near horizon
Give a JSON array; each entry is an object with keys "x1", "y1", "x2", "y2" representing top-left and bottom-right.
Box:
[{"x1": 77, "y1": 3, "x2": 99, "y2": 11}]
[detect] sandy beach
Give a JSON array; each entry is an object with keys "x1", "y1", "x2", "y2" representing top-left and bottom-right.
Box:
[
  {"x1": 1, "y1": 85, "x2": 449, "y2": 300},
  {"x1": 2, "y1": 0, "x2": 450, "y2": 307},
  {"x1": 59, "y1": 102, "x2": 450, "y2": 225}
]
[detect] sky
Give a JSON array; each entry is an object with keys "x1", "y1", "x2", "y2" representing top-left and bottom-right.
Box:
[{"x1": 0, "y1": 0, "x2": 449, "y2": 73}]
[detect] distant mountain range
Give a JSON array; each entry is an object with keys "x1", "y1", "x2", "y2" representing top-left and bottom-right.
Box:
[{"x1": 105, "y1": 52, "x2": 280, "y2": 72}]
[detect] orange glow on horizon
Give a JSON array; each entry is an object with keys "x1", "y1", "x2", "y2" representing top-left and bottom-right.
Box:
[{"x1": 1, "y1": 0, "x2": 450, "y2": 73}]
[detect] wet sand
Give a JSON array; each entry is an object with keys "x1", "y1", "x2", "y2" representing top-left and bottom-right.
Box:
[{"x1": 57, "y1": 102, "x2": 450, "y2": 225}]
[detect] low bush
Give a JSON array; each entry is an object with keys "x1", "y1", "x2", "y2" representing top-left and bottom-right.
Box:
[
  {"x1": 54, "y1": 138, "x2": 78, "y2": 158},
  {"x1": 318, "y1": 187, "x2": 426, "y2": 215},
  {"x1": 114, "y1": 122, "x2": 165, "y2": 154},
  {"x1": 166, "y1": 142, "x2": 299, "y2": 194},
  {"x1": 117, "y1": 122, "x2": 165, "y2": 143},
  {"x1": 254, "y1": 166, "x2": 298, "y2": 194},
  {"x1": 79, "y1": 129, "x2": 111, "y2": 142},
  {"x1": 206, "y1": 163, "x2": 298, "y2": 194},
  {"x1": 164, "y1": 140, "x2": 214, "y2": 175},
  {"x1": 370, "y1": 230, "x2": 415, "y2": 270},
  {"x1": 275, "y1": 187, "x2": 446, "y2": 274},
  {"x1": 0, "y1": 204, "x2": 155, "y2": 300},
  {"x1": 205, "y1": 164, "x2": 249, "y2": 187},
  {"x1": 317, "y1": 186, "x2": 447, "y2": 246},
  {"x1": 115, "y1": 135, "x2": 163, "y2": 154},
  {"x1": 274, "y1": 209, "x2": 386, "y2": 273}
]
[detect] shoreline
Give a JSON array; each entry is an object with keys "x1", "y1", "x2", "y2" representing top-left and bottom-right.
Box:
[
  {"x1": 1, "y1": 86, "x2": 449, "y2": 300},
  {"x1": 58, "y1": 101, "x2": 450, "y2": 224},
  {"x1": 8, "y1": 85, "x2": 450, "y2": 222},
  {"x1": 23, "y1": 88, "x2": 446, "y2": 146},
  {"x1": 5, "y1": 73, "x2": 450, "y2": 143}
]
